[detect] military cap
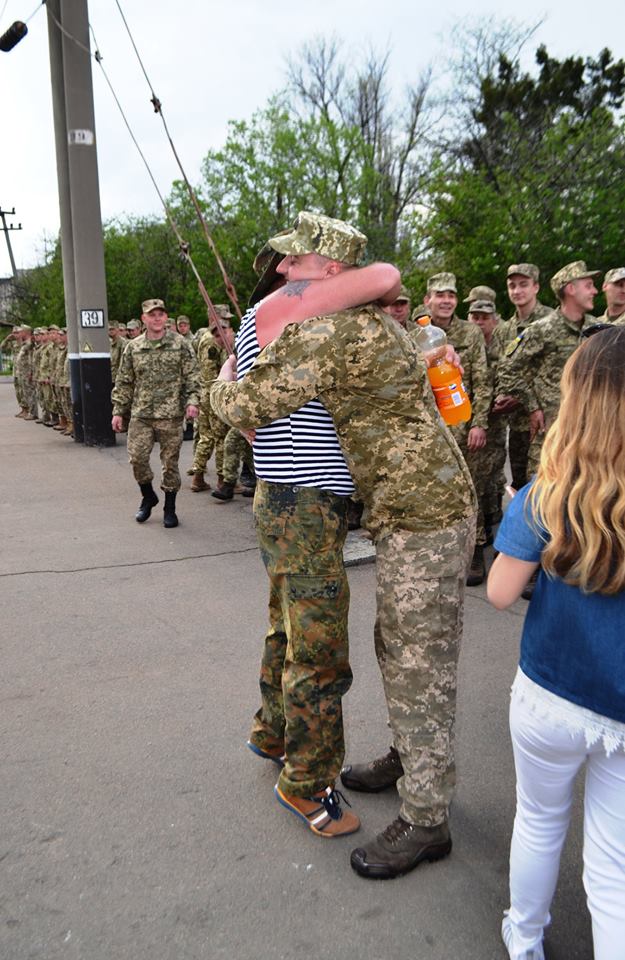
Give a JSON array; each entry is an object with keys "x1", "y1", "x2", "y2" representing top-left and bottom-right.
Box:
[
  {"x1": 507, "y1": 263, "x2": 539, "y2": 283},
  {"x1": 48, "y1": 324, "x2": 61, "y2": 332},
  {"x1": 269, "y1": 211, "x2": 367, "y2": 266},
  {"x1": 214, "y1": 304, "x2": 233, "y2": 320},
  {"x1": 395, "y1": 284, "x2": 411, "y2": 303},
  {"x1": 127, "y1": 319, "x2": 141, "y2": 330},
  {"x1": 141, "y1": 298, "x2": 166, "y2": 314},
  {"x1": 411, "y1": 304, "x2": 431, "y2": 322},
  {"x1": 427, "y1": 272, "x2": 457, "y2": 294},
  {"x1": 463, "y1": 284, "x2": 496, "y2": 303},
  {"x1": 108, "y1": 319, "x2": 120, "y2": 330},
  {"x1": 117, "y1": 322, "x2": 127, "y2": 330},
  {"x1": 604, "y1": 267, "x2": 625, "y2": 285},
  {"x1": 59, "y1": 327, "x2": 67, "y2": 334},
  {"x1": 33, "y1": 327, "x2": 44, "y2": 334},
  {"x1": 550, "y1": 261, "x2": 600, "y2": 296},
  {"x1": 20, "y1": 324, "x2": 32, "y2": 332},
  {"x1": 248, "y1": 239, "x2": 287, "y2": 307},
  {"x1": 468, "y1": 299, "x2": 496, "y2": 314},
  {"x1": 176, "y1": 314, "x2": 191, "y2": 325}
]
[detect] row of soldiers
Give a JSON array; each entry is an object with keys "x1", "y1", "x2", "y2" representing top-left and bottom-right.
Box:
[
  {"x1": 7, "y1": 324, "x2": 73, "y2": 434},
  {"x1": 384, "y1": 261, "x2": 625, "y2": 586}
]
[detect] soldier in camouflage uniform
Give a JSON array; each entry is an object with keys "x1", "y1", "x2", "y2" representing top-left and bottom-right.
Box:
[
  {"x1": 13, "y1": 326, "x2": 37, "y2": 420},
  {"x1": 382, "y1": 284, "x2": 411, "y2": 329},
  {"x1": 412, "y1": 273, "x2": 490, "y2": 585},
  {"x1": 598, "y1": 267, "x2": 625, "y2": 325},
  {"x1": 494, "y1": 264, "x2": 553, "y2": 491},
  {"x1": 109, "y1": 321, "x2": 127, "y2": 384},
  {"x1": 212, "y1": 212, "x2": 477, "y2": 874},
  {"x1": 37, "y1": 326, "x2": 61, "y2": 426},
  {"x1": 111, "y1": 298, "x2": 199, "y2": 527},
  {"x1": 51, "y1": 329, "x2": 69, "y2": 433},
  {"x1": 190, "y1": 307, "x2": 233, "y2": 492},
  {"x1": 126, "y1": 319, "x2": 141, "y2": 339},
  {"x1": 176, "y1": 315, "x2": 194, "y2": 342},
  {"x1": 496, "y1": 261, "x2": 599, "y2": 480}
]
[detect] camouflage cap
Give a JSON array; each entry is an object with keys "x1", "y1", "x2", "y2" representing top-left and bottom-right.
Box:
[
  {"x1": 411, "y1": 304, "x2": 431, "y2": 322},
  {"x1": 507, "y1": 263, "x2": 539, "y2": 283},
  {"x1": 117, "y1": 322, "x2": 127, "y2": 330},
  {"x1": 176, "y1": 314, "x2": 191, "y2": 325},
  {"x1": 33, "y1": 327, "x2": 44, "y2": 334},
  {"x1": 550, "y1": 261, "x2": 600, "y2": 296},
  {"x1": 214, "y1": 304, "x2": 233, "y2": 320},
  {"x1": 48, "y1": 324, "x2": 61, "y2": 332},
  {"x1": 394, "y1": 284, "x2": 411, "y2": 303},
  {"x1": 463, "y1": 284, "x2": 496, "y2": 303},
  {"x1": 141, "y1": 298, "x2": 166, "y2": 314},
  {"x1": 269, "y1": 211, "x2": 367, "y2": 266},
  {"x1": 20, "y1": 324, "x2": 32, "y2": 332},
  {"x1": 108, "y1": 319, "x2": 120, "y2": 330},
  {"x1": 427, "y1": 272, "x2": 457, "y2": 294},
  {"x1": 468, "y1": 299, "x2": 496, "y2": 314},
  {"x1": 248, "y1": 238, "x2": 287, "y2": 307},
  {"x1": 127, "y1": 319, "x2": 141, "y2": 329},
  {"x1": 604, "y1": 267, "x2": 625, "y2": 285}
]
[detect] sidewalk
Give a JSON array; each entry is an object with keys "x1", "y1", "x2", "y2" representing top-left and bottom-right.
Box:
[{"x1": 0, "y1": 380, "x2": 591, "y2": 960}]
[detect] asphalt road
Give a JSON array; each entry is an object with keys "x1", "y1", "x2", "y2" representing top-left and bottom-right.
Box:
[{"x1": 0, "y1": 380, "x2": 592, "y2": 960}]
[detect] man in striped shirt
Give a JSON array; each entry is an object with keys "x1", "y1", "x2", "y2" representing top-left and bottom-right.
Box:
[{"x1": 236, "y1": 220, "x2": 401, "y2": 839}]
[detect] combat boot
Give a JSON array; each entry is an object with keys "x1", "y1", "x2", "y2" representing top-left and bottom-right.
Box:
[
  {"x1": 135, "y1": 483, "x2": 159, "y2": 523},
  {"x1": 341, "y1": 746, "x2": 403, "y2": 793},
  {"x1": 350, "y1": 817, "x2": 451, "y2": 879},
  {"x1": 211, "y1": 482, "x2": 235, "y2": 502},
  {"x1": 163, "y1": 491, "x2": 179, "y2": 528},
  {"x1": 191, "y1": 471, "x2": 210, "y2": 492},
  {"x1": 466, "y1": 545, "x2": 485, "y2": 587},
  {"x1": 53, "y1": 416, "x2": 67, "y2": 431}
]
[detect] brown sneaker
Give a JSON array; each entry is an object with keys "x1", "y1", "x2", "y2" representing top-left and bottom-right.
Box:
[
  {"x1": 350, "y1": 817, "x2": 451, "y2": 879},
  {"x1": 191, "y1": 472, "x2": 210, "y2": 492},
  {"x1": 275, "y1": 785, "x2": 360, "y2": 838},
  {"x1": 341, "y1": 746, "x2": 403, "y2": 793}
]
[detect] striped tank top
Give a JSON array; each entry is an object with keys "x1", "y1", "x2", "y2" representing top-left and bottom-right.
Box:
[{"x1": 235, "y1": 306, "x2": 355, "y2": 496}]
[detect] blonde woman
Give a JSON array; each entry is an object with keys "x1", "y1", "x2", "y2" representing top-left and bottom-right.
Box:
[{"x1": 488, "y1": 326, "x2": 625, "y2": 960}]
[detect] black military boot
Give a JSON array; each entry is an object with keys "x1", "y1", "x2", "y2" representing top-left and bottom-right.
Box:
[
  {"x1": 135, "y1": 483, "x2": 159, "y2": 523},
  {"x1": 163, "y1": 491, "x2": 179, "y2": 528},
  {"x1": 211, "y1": 482, "x2": 235, "y2": 502},
  {"x1": 466, "y1": 545, "x2": 485, "y2": 586},
  {"x1": 341, "y1": 746, "x2": 404, "y2": 793}
]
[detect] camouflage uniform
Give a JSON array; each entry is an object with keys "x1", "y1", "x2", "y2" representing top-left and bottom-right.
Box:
[
  {"x1": 221, "y1": 427, "x2": 254, "y2": 485},
  {"x1": 501, "y1": 301, "x2": 553, "y2": 489},
  {"x1": 212, "y1": 302, "x2": 477, "y2": 827},
  {"x1": 192, "y1": 329, "x2": 229, "y2": 477},
  {"x1": 250, "y1": 480, "x2": 351, "y2": 797},
  {"x1": 14, "y1": 335, "x2": 37, "y2": 416},
  {"x1": 497, "y1": 307, "x2": 596, "y2": 476},
  {"x1": 109, "y1": 330, "x2": 126, "y2": 384},
  {"x1": 112, "y1": 330, "x2": 199, "y2": 491}
]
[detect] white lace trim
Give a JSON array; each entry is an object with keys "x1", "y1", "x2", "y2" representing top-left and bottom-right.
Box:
[{"x1": 512, "y1": 669, "x2": 625, "y2": 757}]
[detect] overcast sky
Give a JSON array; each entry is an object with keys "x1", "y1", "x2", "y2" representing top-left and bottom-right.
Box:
[{"x1": 1, "y1": 0, "x2": 623, "y2": 276}]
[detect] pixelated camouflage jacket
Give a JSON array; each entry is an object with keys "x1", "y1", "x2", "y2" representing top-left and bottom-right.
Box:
[
  {"x1": 37, "y1": 342, "x2": 57, "y2": 382},
  {"x1": 411, "y1": 314, "x2": 491, "y2": 430},
  {"x1": 500, "y1": 301, "x2": 553, "y2": 340},
  {"x1": 211, "y1": 306, "x2": 476, "y2": 538},
  {"x1": 598, "y1": 309, "x2": 625, "y2": 325},
  {"x1": 14, "y1": 341, "x2": 34, "y2": 381},
  {"x1": 496, "y1": 307, "x2": 596, "y2": 418},
  {"x1": 109, "y1": 337, "x2": 126, "y2": 382},
  {"x1": 111, "y1": 330, "x2": 199, "y2": 419}
]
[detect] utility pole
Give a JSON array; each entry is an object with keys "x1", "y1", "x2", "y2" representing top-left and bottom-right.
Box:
[
  {"x1": 46, "y1": 0, "x2": 114, "y2": 446},
  {"x1": 0, "y1": 207, "x2": 21, "y2": 278}
]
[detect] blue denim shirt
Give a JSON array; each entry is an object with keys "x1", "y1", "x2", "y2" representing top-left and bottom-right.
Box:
[{"x1": 495, "y1": 483, "x2": 625, "y2": 724}]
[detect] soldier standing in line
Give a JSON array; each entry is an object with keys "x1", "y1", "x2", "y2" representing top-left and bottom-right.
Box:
[
  {"x1": 176, "y1": 315, "x2": 194, "y2": 342},
  {"x1": 52, "y1": 329, "x2": 69, "y2": 433},
  {"x1": 598, "y1": 267, "x2": 625, "y2": 324},
  {"x1": 108, "y1": 321, "x2": 126, "y2": 385},
  {"x1": 126, "y1": 319, "x2": 142, "y2": 339},
  {"x1": 14, "y1": 326, "x2": 37, "y2": 420},
  {"x1": 466, "y1": 301, "x2": 509, "y2": 568},
  {"x1": 111, "y1": 298, "x2": 199, "y2": 528},
  {"x1": 496, "y1": 264, "x2": 553, "y2": 491},
  {"x1": 189, "y1": 307, "x2": 233, "y2": 492},
  {"x1": 212, "y1": 213, "x2": 477, "y2": 875},
  {"x1": 412, "y1": 273, "x2": 490, "y2": 586},
  {"x1": 38, "y1": 325, "x2": 60, "y2": 426},
  {"x1": 4, "y1": 325, "x2": 23, "y2": 414}
]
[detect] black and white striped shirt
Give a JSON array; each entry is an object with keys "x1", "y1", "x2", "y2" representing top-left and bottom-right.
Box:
[{"x1": 236, "y1": 306, "x2": 355, "y2": 496}]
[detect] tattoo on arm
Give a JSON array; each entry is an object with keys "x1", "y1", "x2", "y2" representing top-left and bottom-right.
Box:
[{"x1": 282, "y1": 280, "x2": 312, "y2": 299}]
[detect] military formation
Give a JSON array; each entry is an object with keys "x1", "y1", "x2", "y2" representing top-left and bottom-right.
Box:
[{"x1": 5, "y1": 324, "x2": 73, "y2": 433}]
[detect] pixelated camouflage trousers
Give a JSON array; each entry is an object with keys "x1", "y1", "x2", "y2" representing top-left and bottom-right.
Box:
[
  {"x1": 127, "y1": 416, "x2": 183, "y2": 491},
  {"x1": 374, "y1": 514, "x2": 476, "y2": 827},
  {"x1": 249, "y1": 479, "x2": 351, "y2": 797},
  {"x1": 13, "y1": 375, "x2": 23, "y2": 408},
  {"x1": 222, "y1": 428, "x2": 254, "y2": 484},
  {"x1": 192, "y1": 400, "x2": 228, "y2": 475},
  {"x1": 21, "y1": 378, "x2": 37, "y2": 416},
  {"x1": 461, "y1": 417, "x2": 507, "y2": 544}
]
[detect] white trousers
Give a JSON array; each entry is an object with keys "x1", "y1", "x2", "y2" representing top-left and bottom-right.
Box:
[{"x1": 506, "y1": 692, "x2": 625, "y2": 960}]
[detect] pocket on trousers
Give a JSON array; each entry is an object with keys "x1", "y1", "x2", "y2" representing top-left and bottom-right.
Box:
[{"x1": 288, "y1": 576, "x2": 341, "y2": 601}]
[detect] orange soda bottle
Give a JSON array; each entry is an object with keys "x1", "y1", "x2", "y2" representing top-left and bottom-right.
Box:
[{"x1": 414, "y1": 316, "x2": 472, "y2": 425}]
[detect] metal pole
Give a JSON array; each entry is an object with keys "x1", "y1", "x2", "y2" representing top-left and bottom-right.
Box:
[
  {"x1": 47, "y1": 0, "x2": 114, "y2": 446},
  {"x1": 0, "y1": 209, "x2": 19, "y2": 278}
]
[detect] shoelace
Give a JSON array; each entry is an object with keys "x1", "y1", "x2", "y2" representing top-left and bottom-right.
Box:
[
  {"x1": 319, "y1": 787, "x2": 352, "y2": 821},
  {"x1": 380, "y1": 816, "x2": 415, "y2": 844}
]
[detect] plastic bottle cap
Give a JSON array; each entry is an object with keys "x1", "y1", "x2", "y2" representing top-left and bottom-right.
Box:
[{"x1": 417, "y1": 316, "x2": 432, "y2": 326}]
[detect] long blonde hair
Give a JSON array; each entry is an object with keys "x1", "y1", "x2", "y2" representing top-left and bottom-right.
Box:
[{"x1": 529, "y1": 326, "x2": 625, "y2": 595}]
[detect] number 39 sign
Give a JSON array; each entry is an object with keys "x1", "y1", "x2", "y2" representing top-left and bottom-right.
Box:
[{"x1": 80, "y1": 309, "x2": 105, "y2": 328}]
